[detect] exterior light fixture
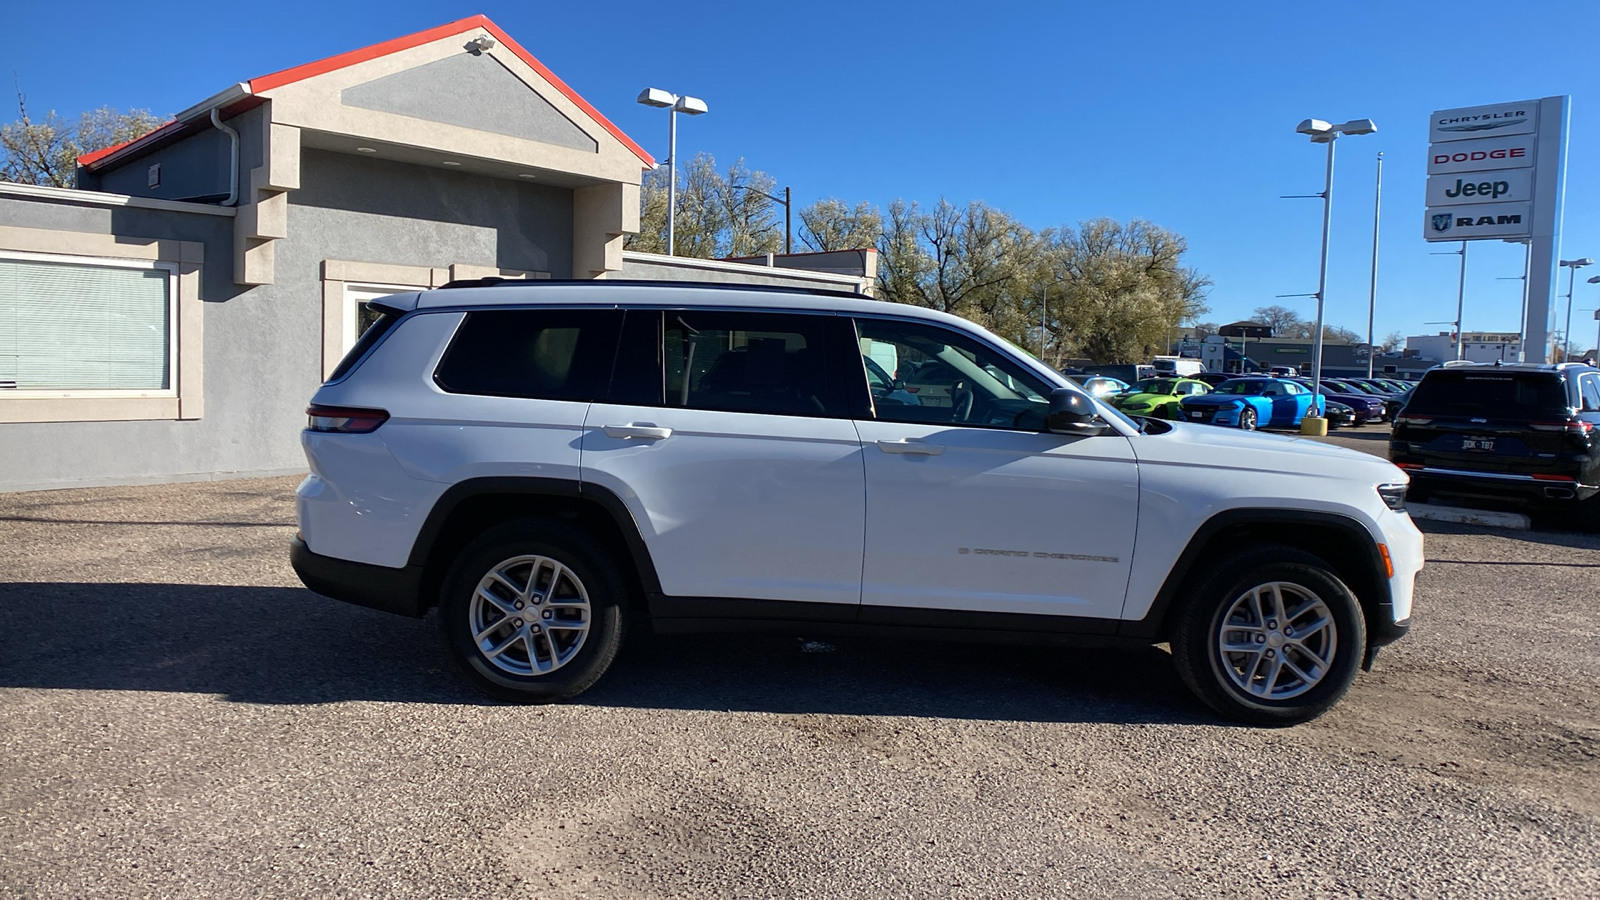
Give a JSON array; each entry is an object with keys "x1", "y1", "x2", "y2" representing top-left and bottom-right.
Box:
[
  {"x1": 1294, "y1": 114, "x2": 1377, "y2": 411},
  {"x1": 355, "y1": 147, "x2": 377, "y2": 154},
  {"x1": 637, "y1": 87, "x2": 709, "y2": 256},
  {"x1": 1559, "y1": 258, "x2": 1595, "y2": 359},
  {"x1": 468, "y1": 35, "x2": 496, "y2": 52},
  {"x1": 441, "y1": 160, "x2": 462, "y2": 167}
]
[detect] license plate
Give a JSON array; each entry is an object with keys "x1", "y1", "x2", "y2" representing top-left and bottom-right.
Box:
[
  {"x1": 1189, "y1": 411, "x2": 1207, "y2": 421},
  {"x1": 1462, "y1": 437, "x2": 1495, "y2": 451}
]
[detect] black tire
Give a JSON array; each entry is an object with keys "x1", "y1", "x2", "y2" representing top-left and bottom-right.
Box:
[
  {"x1": 1170, "y1": 546, "x2": 1366, "y2": 726},
  {"x1": 1238, "y1": 407, "x2": 1258, "y2": 431},
  {"x1": 438, "y1": 518, "x2": 629, "y2": 703}
]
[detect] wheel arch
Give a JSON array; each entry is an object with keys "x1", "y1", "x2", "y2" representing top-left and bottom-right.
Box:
[
  {"x1": 409, "y1": 477, "x2": 662, "y2": 613},
  {"x1": 1121, "y1": 508, "x2": 1392, "y2": 642}
]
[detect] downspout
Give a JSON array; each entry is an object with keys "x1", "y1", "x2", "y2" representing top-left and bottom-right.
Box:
[{"x1": 209, "y1": 108, "x2": 239, "y2": 207}]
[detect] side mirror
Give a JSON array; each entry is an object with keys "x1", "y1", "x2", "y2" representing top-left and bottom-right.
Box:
[{"x1": 1047, "y1": 388, "x2": 1108, "y2": 437}]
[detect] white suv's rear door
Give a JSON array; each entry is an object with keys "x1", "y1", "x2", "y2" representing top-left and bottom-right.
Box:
[
  {"x1": 581, "y1": 310, "x2": 865, "y2": 607},
  {"x1": 850, "y1": 317, "x2": 1138, "y2": 621}
]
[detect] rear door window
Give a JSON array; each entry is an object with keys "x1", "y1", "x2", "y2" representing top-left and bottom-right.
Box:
[
  {"x1": 434, "y1": 309, "x2": 622, "y2": 401},
  {"x1": 1405, "y1": 371, "x2": 1570, "y2": 417},
  {"x1": 661, "y1": 311, "x2": 848, "y2": 418}
]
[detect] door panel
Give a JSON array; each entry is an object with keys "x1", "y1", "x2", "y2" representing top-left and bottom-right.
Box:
[
  {"x1": 581, "y1": 407, "x2": 865, "y2": 605},
  {"x1": 855, "y1": 421, "x2": 1138, "y2": 619}
]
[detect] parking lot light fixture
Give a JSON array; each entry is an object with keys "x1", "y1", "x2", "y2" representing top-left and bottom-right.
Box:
[
  {"x1": 1295, "y1": 115, "x2": 1378, "y2": 412},
  {"x1": 1559, "y1": 258, "x2": 1594, "y2": 361},
  {"x1": 637, "y1": 88, "x2": 709, "y2": 256}
]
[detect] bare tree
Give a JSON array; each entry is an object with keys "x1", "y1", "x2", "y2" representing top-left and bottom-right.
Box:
[
  {"x1": 1, "y1": 88, "x2": 161, "y2": 187},
  {"x1": 1380, "y1": 331, "x2": 1404, "y2": 353},
  {"x1": 624, "y1": 152, "x2": 781, "y2": 258},
  {"x1": 1250, "y1": 305, "x2": 1310, "y2": 339}
]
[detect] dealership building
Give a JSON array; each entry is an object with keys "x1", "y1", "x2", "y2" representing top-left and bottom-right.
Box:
[{"x1": 0, "y1": 16, "x2": 870, "y2": 492}]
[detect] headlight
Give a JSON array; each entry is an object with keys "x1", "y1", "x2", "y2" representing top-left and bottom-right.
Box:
[{"x1": 1377, "y1": 483, "x2": 1407, "y2": 512}]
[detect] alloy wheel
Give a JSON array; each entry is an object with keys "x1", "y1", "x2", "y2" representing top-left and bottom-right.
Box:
[
  {"x1": 1214, "y1": 581, "x2": 1337, "y2": 700},
  {"x1": 468, "y1": 554, "x2": 592, "y2": 676}
]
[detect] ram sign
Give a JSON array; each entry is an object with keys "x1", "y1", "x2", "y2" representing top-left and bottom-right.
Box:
[{"x1": 1424, "y1": 202, "x2": 1532, "y2": 240}]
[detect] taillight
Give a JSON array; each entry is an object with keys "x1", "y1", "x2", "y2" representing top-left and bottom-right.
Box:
[
  {"x1": 1529, "y1": 419, "x2": 1595, "y2": 435},
  {"x1": 1531, "y1": 473, "x2": 1576, "y2": 482},
  {"x1": 306, "y1": 405, "x2": 389, "y2": 434}
]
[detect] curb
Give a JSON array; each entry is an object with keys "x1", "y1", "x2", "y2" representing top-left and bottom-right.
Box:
[{"x1": 1409, "y1": 503, "x2": 1530, "y2": 530}]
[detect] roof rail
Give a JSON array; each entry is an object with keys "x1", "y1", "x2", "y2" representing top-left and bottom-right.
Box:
[{"x1": 431, "y1": 277, "x2": 871, "y2": 301}]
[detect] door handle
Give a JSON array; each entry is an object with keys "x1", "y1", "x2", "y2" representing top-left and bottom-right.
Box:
[
  {"x1": 876, "y1": 439, "x2": 944, "y2": 456},
  {"x1": 602, "y1": 424, "x2": 672, "y2": 440}
]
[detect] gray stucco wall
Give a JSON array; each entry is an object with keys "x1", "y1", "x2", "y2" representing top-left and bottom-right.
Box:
[
  {"x1": 341, "y1": 54, "x2": 597, "y2": 152},
  {"x1": 291, "y1": 149, "x2": 573, "y2": 277},
  {"x1": 81, "y1": 106, "x2": 269, "y2": 205},
  {"x1": 1, "y1": 146, "x2": 578, "y2": 491}
]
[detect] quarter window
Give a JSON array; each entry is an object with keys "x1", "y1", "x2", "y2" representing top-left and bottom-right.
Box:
[
  {"x1": 434, "y1": 309, "x2": 622, "y2": 401},
  {"x1": 661, "y1": 311, "x2": 844, "y2": 417}
]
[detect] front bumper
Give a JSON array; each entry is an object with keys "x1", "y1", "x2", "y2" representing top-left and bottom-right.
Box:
[
  {"x1": 1180, "y1": 405, "x2": 1242, "y2": 426},
  {"x1": 290, "y1": 536, "x2": 428, "y2": 617}
]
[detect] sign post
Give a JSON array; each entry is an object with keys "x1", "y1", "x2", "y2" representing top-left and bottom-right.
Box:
[{"x1": 1424, "y1": 97, "x2": 1568, "y2": 361}]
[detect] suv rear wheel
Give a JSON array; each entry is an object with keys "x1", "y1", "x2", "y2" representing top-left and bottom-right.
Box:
[
  {"x1": 439, "y1": 519, "x2": 628, "y2": 702},
  {"x1": 1171, "y1": 546, "x2": 1365, "y2": 726}
]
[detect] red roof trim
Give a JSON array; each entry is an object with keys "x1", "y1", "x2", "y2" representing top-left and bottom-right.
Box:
[
  {"x1": 78, "y1": 118, "x2": 181, "y2": 167},
  {"x1": 249, "y1": 14, "x2": 654, "y2": 167}
]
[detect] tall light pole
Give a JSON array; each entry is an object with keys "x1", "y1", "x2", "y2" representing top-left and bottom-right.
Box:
[
  {"x1": 637, "y1": 88, "x2": 709, "y2": 257},
  {"x1": 1558, "y1": 258, "x2": 1594, "y2": 361},
  {"x1": 1588, "y1": 275, "x2": 1600, "y2": 360},
  {"x1": 1365, "y1": 151, "x2": 1383, "y2": 378},
  {"x1": 1294, "y1": 116, "x2": 1377, "y2": 413}
]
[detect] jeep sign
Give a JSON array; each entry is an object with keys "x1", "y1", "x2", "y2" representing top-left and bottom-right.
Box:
[
  {"x1": 1422, "y1": 202, "x2": 1532, "y2": 240},
  {"x1": 1426, "y1": 135, "x2": 1537, "y2": 175},
  {"x1": 1425, "y1": 169, "x2": 1533, "y2": 206}
]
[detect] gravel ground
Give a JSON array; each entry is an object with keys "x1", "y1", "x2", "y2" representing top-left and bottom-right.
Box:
[{"x1": 2, "y1": 470, "x2": 1598, "y2": 899}]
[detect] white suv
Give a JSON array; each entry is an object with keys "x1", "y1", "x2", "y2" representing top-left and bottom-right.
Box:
[{"x1": 291, "y1": 281, "x2": 1422, "y2": 725}]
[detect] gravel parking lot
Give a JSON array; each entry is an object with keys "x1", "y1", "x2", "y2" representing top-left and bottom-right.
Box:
[{"x1": 2, "y1": 464, "x2": 1598, "y2": 898}]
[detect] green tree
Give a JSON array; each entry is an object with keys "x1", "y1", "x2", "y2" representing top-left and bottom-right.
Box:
[
  {"x1": 625, "y1": 153, "x2": 782, "y2": 258},
  {"x1": 798, "y1": 198, "x2": 883, "y2": 251},
  {"x1": 1047, "y1": 219, "x2": 1210, "y2": 364},
  {"x1": 1, "y1": 92, "x2": 162, "y2": 187}
]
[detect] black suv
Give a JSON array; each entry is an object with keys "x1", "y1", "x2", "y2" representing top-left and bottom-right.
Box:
[{"x1": 1389, "y1": 362, "x2": 1600, "y2": 519}]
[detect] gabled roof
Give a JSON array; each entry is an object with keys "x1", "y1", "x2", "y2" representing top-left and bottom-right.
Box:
[{"x1": 80, "y1": 15, "x2": 653, "y2": 170}]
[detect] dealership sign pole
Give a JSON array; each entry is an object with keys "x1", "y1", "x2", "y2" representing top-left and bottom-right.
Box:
[{"x1": 1424, "y1": 97, "x2": 1569, "y2": 361}]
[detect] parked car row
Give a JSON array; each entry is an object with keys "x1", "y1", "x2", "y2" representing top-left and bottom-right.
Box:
[{"x1": 1084, "y1": 372, "x2": 1417, "y2": 433}]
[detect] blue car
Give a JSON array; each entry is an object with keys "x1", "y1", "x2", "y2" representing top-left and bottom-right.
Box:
[{"x1": 1177, "y1": 377, "x2": 1323, "y2": 430}]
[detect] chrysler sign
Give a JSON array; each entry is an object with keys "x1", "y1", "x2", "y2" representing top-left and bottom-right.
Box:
[
  {"x1": 1429, "y1": 101, "x2": 1537, "y2": 143},
  {"x1": 1425, "y1": 169, "x2": 1533, "y2": 206}
]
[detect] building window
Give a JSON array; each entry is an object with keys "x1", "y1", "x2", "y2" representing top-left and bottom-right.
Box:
[
  {"x1": 343, "y1": 283, "x2": 414, "y2": 355},
  {"x1": 0, "y1": 251, "x2": 177, "y2": 394}
]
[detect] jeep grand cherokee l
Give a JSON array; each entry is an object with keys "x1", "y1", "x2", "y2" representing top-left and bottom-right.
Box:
[{"x1": 291, "y1": 281, "x2": 1422, "y2": 725}]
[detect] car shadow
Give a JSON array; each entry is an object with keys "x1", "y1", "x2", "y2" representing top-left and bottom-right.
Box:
[{"x1": 0, "y1": 582, "x2": 1216, "y2": 725}]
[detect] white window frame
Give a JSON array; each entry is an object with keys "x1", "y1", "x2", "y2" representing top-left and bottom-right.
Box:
[
  {"x1": 342, "y1": 282, "x2": 417, "y2": 356},
  {"x1": 0, "y1": 249, "x2": 180, "y2": 399},
  {"x1": 0, "y1": 225, "x2": 203, "y2": 424}
]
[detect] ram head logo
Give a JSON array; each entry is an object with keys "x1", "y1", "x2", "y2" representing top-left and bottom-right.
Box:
[{"x1": 1431, "y1": 213, "x2": 1453, "y2": 233}]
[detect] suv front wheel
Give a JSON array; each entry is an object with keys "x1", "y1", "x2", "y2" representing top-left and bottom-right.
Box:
[
  {"x1": 439, "y1": 519, "x2": 628, "y2": 702},
  {"x1": 1171, "y1": 546, "x2": 1366, "y2": 726}
]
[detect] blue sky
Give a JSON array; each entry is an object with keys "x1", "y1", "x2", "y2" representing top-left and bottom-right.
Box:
[{"x1": 6, "y1": 0, "x2": 1596, "y2": 347}]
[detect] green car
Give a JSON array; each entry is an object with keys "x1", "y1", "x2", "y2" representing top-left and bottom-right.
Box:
[{"x1": 1111, "y1": 377, "x2": 1213, "y2": 419}]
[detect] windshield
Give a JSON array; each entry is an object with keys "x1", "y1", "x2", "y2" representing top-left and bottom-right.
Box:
[
  {"x1": 1405, "y1": 371, "x2": 1570, "y2": 416},
  {"x1": 1212, "y1": 380, "x2": 1268, "y2": 396},
  {"x1": 1129, "y1": 378, "x2": 1181, "y2": 395}
]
